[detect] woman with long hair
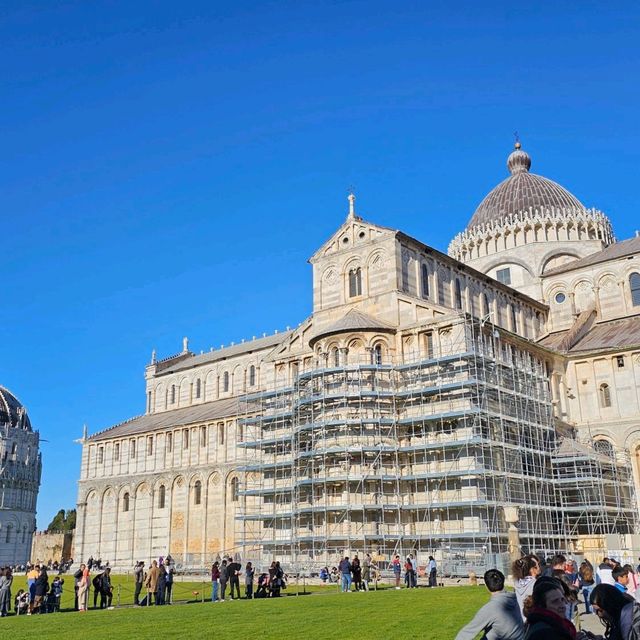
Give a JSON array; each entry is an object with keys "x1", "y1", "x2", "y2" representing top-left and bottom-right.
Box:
[
  {"x1": 524, "y1": 576, "x2": 578, "y2": 639},
  {"x1": 579, "y1": 561, "x2": 596, "y2": 615},
  {"x1": 513, "y1": 554, "x2": 540, "y2": 620},
  {"x1": 590, "y1": 583, "x2": 640, "y2": 639}
]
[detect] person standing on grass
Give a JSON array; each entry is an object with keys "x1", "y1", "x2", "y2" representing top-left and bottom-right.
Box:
[
  {"x1": 0, "y1": 567, "x2": 12, "y2": 617},
  {"x1": 427, "y1": 556, "x2": 437, "y2": 587},
  {"x1": 164, "y1": 560, "x2": 174, "y2": 604},
  {"x1": 339, "y1": 556, "x2": 352, "y2": 593},
  {"x1": 391, "y1": 555, "x2": 402, "y2": 589},
  {"x1": 77, "y1": 564, "x2": 90, "y2": 612},
  {"x1": 351, "y1": 555, "x2": 362, "y2": 591},
  {"x1": 32, "y1": 566, "x2": 49, "y2": 614},
  {"x1": 245, "y1": 562, "x2": 255, "y2": 599},
  {"x1": 227, "y1": 557, "x2": 242, "y2": 600},
  {"x1": 133, "y1": 561, "x2": 145, "y2": 605},
  {"x1": 156, "y1": 562, "x2": 167, "y2": 605},
  {"x1": 219, "y1": 559, "x2": 228, "y2": 601},
  {"x1": 211, "y1": 561, "x2": 221, "y2": 602},
  {"x1": 362, "y1": 554, "x2": 373, "y2": 592},
  {"x1": 99, "y1": 567, "x2": 113, "y2": 609},
  {"x1": 455, "y1": 569, "x2": 524, "y2": 640},
  {"x1": 410, "y1": 553, "x2": 418, "y2": 588},
  {"x1": 145, "y1": 560, "x2": 159, "y2": 605}
]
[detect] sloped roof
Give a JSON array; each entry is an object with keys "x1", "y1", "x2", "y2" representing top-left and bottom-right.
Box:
[
  {"x1": 87, "y1": 396, "x2": 241, "y2": 442},
  {"x1": 543, "y1": 236, "x2": 640, "y2": 276},
  {"x1": 540, "y1": 316, "x2": 640, "y2": 353},
  {"x1": 157, "y1": 331, "x2": 294, "y2": 376},
  {"x1": 309, "y1": 309, "x2": 395, "y2": 346}
]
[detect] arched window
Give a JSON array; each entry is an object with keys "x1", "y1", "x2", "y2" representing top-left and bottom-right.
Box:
[
  {"x1": 194, "y1": 480, "x2": 202, "y2": 505},
  {"x1": 454, "y1": 278, "x2": 463, "y2": 310},
  {"x1": 249, "y1": 365, "x2": 256, "y2": 387},
  {"x1": 123, "y1": 492, "x2": 130, "y2": 512},
  {"x1": 510, "y1": 305, "x2": 518, "y2": 332},
  {"x1": 230, "y1": 477, "x2": 239, "y2": 502},
  {"x1": 22, "y1": 526, "x2": 27, "y2": 543},
  {"x1": 170, "y1": 385, "x2": 176, "y2": 404},
  {"x1": 599, "y1": 383, "x2": 612, "y2": 408},
  {"x1": 130, "y1": 439, "x2": 136, "y2": 458},
  {"x1": 5, "y1": 525, "x2": 12, "y2": 544},
  {"x1": 158, "y1": 485, "x2": 166, "y2": 509},
  {"x1": 167, "y1": 433, "x2": 173, "y2": 453},
  {"x1": 223, "y1": 372, "x2": 229, "y2": 392},
  {"x1": 421, "y1": 264, "x2": 430, "y2": 298},
  {"x1": 331, "y1": 347, "x2": 340, "y2": 367},
  {"x1": 372, "y1": 344, "x2": 383, "y2": 366},
  {"x1": 631, "y1": 272, "x2": 640, "y2": 307},
  {"x1": 348, "y1": 267, "x2": 362, "y2": 297},
  {"x1": 195, "y1": 379, "x2": 201, "y2": 399},
  {"x1": 218, "y1": 423, "x2": 225, "y2": 445},
  {"x1": 594, "y1": 439, "x2": 615, "y2": 459}
]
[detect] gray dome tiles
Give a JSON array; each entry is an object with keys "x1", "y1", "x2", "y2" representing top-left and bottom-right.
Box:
[
  {"x1": 467, "y1": 144, "x2": 585, "y2": 230},
  {"x1": 0, "y1": 386, "x2": 32, "y2": 431}
]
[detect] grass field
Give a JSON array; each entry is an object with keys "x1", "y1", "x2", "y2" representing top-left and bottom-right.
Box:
[{"x1": 2, "y1": 576, "x2": 489, "y2": 640}]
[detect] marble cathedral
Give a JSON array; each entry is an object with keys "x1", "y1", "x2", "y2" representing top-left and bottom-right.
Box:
[{"x1": 75, "y1": 143, "x2": 640, "y2": 573}]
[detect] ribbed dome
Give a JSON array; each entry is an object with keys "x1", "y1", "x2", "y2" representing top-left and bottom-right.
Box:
[
  {"x1": 467, "y1": 143, "x2": 585, "y2": 229},
  {"x1": 0, "y1": 386, "x2": 32, "y2": 431}
]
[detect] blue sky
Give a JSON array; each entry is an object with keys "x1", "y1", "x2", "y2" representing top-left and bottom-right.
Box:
[{"x1": 1, "y1": 1, "x2": 639, "y2": 528}]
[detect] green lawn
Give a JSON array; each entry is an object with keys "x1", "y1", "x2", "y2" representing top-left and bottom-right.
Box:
[{"x1": 1, "y1": 580, "x2": 490, "y2": 640}]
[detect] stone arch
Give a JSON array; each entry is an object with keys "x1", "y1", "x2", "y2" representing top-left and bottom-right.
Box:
[
  {"x1": 179, "y1": 376, "x2": 191, "y2": 406},
  {"x1": 483, "y1": 256, "x2": 536, "y2": 279},
  {"x1": 205, "y1": 472, "x2": 222, "y2": 556},
  {"x1": 539, "y1": 250, "x2": 582, "y2": 274},
  {"x1": 169, "y1": 475, "x2": 187, "y2": 558},
  {"x1": 154, "y1": 383, "x2": 165, "y2": 412},
  {"x1": 133, "y1": 482, "x2": 151, "y2": 562},
  {"x1": 101, "y1": 487, "x2": 118, "y2": 564},
  {"x1": 204, "y1": 369, "x2": 216, "y2": 401},
  {"x1": 233, "y1": 364, "x2": 245, "y2": 393}
]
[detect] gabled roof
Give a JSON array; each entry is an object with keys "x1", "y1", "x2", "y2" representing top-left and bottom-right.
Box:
[
  {"x1": 87, "y1": 396, "x2": 241, "y2": 442},
  {"x1": 543, "y1": 236, "x2": 640, "y2": 276},
  {"x1": 156, "y1": 331, "x2": 294, "y2": 376},
  {"x1": 540, "y1": 316, "x2": 640, "y2": 353},
  {"x1": 309, "y1": 309, "x2": 395, "y2": 346}
]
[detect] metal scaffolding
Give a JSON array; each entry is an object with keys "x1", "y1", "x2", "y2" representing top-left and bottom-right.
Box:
[{"x1": 235, "y1": 314, "x2": 637, "y2": 575}]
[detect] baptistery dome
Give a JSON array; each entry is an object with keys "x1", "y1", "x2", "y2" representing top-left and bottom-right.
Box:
[
  {"x1": 0, "y1": 385, "x2": 32, "y2": 431},
  {"x1": 466, "y1": 143, "x2": 585, "y2": 230}
]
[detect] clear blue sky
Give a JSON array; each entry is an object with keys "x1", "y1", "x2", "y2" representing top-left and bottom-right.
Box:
[{"x1": 1, "y1": 1, "x2": 638, "y2": 529}]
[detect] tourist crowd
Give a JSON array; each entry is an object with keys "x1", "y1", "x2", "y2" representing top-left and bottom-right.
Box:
[{"x1": 455, "y1": 554, "x2": 640, "y2": 640}]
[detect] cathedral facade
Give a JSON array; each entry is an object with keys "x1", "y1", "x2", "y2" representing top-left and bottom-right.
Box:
[
  {"x1": 74, "y1": 144, "x2": 640, "y2": 573},
  {"x1": 0, "y1": 386, "x2": 41, "y2": 566}
]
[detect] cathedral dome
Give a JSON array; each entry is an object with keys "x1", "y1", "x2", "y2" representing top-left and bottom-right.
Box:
[
  {"x1": 466, "y1": 143, "x2": 585, "y2": 230},
  {"x1": 0, "y1": 386, "x2": 32, "y2": 431}
]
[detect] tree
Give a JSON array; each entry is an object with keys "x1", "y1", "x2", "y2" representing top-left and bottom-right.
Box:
[{"x1": 46, "y1": 508, "x2": 76, "y2": 532}]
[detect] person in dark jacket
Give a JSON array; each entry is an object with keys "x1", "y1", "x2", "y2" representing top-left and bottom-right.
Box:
[
  {"x1": 156, "y1": 564, "x2": 166, "y2": 605},
  {"x1": 92, "y1": 571, "x2": 103, "y2": 609},
  {"x1": 219, "y1": 560, "x2": 228, "y2": 601},
  {"x1": 591, "y1": 583, "x2": 640, "y2": 640},
  {"x1": 524, "y1": 577, "x2": 578, "y2": 640},
  {"x1": 164, "y1": 560, "x2": 174, "y2": 605},
  {"x1": 99, "y1": 568, "x2": 113, "y2": 609},
  {"x1": 227, "y1": 557, "x2": 242, "y2": 600},
  {"x1": 33, "y1": 567, "x2": 49, "y2": 614},
  {"x1": 133, "y1": 561, "x2": 145, "y2": 605},
  {"x1": 245, "y1": 562, "x2": 255, "y2": 599}
]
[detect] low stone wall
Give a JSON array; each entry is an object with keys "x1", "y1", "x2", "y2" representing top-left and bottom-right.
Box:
[{"x1": 31, "y1": 530, "x2": 74, "y2": 564}]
